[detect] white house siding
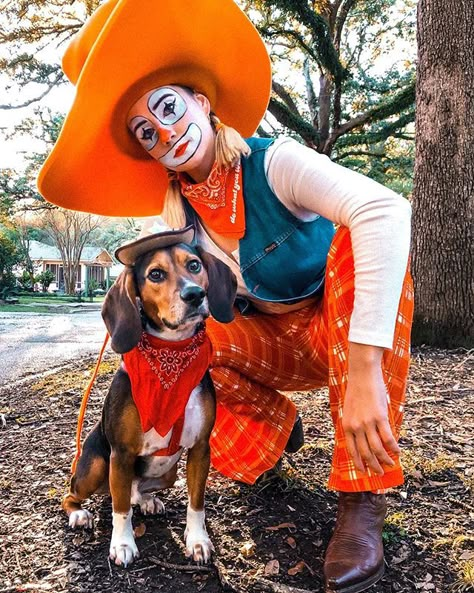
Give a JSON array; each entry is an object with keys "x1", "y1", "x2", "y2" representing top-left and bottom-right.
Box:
[{"x1": 26, "y1": 241, "x2": 114, "y2": 293}]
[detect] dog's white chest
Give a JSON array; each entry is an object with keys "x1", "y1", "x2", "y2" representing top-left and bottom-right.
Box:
[{"x1": 139, "y1": 384, "x2": 205, "y2": 475}]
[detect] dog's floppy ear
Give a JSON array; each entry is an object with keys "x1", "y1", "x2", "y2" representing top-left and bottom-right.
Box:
[
  {"x1": 101, "y1": 267, "x2": 142, "y2": 353},
  {"x1": 195, "y1": 246, "x2": 237, "y2": 323}
]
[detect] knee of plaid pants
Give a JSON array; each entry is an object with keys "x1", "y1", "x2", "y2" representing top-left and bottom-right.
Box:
[
  {"x1": 323, "y1": 227, "x2": 415, "y2": 493},
  {"x1": 208, "y1": 366, "x2": 297, "y2": 484},
  {"x1": 204, "y1": 305, "x2": 327, "y2": 484}
]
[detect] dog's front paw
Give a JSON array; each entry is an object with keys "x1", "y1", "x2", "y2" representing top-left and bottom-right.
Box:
[
  {"x1": 184, "y1": 529, "x2": 214, "y2": 564},
  {"x1": 139, "y1": 494, "x2": 166, "y2": 516},
  {"x1": 109, "y1": 536, "x2": 139, "y2": 567},
  {"x1": 110, "y1": 510, "x2": 139, "y2": 567},
  {"x1": 185, "y1": 508, "x2": 214, "y2": 564},
  {"x1": 69, "y1": 509, "x2": 93, "y2": 529}
]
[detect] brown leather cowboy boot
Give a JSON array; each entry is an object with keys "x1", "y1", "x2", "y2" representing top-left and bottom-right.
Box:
[{"x1": 324, "y1": 492, "x2": 387, "y2": 593}]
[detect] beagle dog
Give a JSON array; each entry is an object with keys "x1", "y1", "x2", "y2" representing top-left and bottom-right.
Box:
[{"x1": 62, "y1": 227, "x2": 236, "y2": 568}]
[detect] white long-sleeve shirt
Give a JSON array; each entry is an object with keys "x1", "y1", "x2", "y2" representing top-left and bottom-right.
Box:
[{"x1": 196, "y1": 138, "x2": 411, "y2": 349}]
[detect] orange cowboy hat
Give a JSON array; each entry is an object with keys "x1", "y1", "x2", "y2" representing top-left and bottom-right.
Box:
[{"x1": 37, "y1": 0, "x2": 271, "y2": 217}]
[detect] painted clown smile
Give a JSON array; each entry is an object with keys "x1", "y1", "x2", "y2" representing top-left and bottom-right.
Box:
[
  {"x1": 159, "y1": 123, "x2": 202, "y2": 169},
  {"x1": 174, "y1": 140, "x2": 190, "y2": 158}
]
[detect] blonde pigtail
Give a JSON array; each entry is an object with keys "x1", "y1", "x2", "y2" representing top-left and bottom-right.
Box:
[
  {"x1": 160, "y1": 179, "x2": 187, "y2": 229},
  {"x1": 161, "y1": 111, "x2": 250, "y2": 228},
  {"x1": 210, "y1": 113, "x2": 250, "y2": 170}
]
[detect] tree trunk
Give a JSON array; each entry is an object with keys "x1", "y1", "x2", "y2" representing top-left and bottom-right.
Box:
[{"x1": 412, "y1": 0, "x2": 474, "y2": 347}]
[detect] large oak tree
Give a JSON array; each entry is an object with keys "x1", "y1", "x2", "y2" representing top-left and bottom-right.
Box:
[{"x1": 412, "y1": 0, "x2": 473, "y2": 347}]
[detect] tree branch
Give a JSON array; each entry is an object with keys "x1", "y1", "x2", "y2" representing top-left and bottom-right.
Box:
[
  {"x1": 333, "y1": 150, "x2": 387, "y2": 162},
  {"x1": 272, "y1": 81, "x2": 301, "y2": 114},
  {"x1": 334, "y1": 0, "x2": 359, "y2": 50},
  {"x1": 0, "y1": 73, "x2": 64, "y2": 110},
  {"x1": 0, "y1": 23, "x2": 82, "y2": 44},
  {"x1": 318, "y1": 75, "x2": 332, "y2": 145},
  {"x1": 335, "y1": 111, "x2": 415, "y2": 148},
  {"x1": 259, "y1": 27, "x2": 320, "y2": 64},
  {"x1": 333, "y1": 80, "x2": 415, "y2": 139},
  {"x1": 265, "y1": 0, "x2": 347, "y2": 82},
  {"x1": 303, "y1": 59, "x2": 319, "y2": 129},
  {"x1": 329, "y1": 0, "x2": 344, "y2": 33},
  {"x1": 256, "y1": 125, "x2": 272, "y2": 138},
  {"x1": 268, "y1": 97, "x2": 320, "y2": 148}
]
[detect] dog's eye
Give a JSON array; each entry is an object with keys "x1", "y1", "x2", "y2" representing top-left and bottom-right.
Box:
[
  {"x1": 187, "y1": 260, "x2": 202, "y2": 274},
  {"x1": 148, "y1": 268, "x2": 166, "y2": 282}
]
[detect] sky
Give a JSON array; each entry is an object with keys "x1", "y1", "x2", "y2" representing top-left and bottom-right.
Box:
[{"x1": 0, "y1": 79, "x2": 74, "y2": 169}]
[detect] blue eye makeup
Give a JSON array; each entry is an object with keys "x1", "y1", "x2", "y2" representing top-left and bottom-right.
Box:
[
  {"x1": 148, "y1": 88, "x2": 187, "y2": 124},
  {"x1": 129, "y1": 116, "x2": 158, "y2": 151}
]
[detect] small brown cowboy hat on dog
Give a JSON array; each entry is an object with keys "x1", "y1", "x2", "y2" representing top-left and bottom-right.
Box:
[
  {"x1": 37, "y1": 0, "x2": 271, "y2": 217},
  {"x1": 115, "y1": 223, "x2": 195, "y2": 266}
]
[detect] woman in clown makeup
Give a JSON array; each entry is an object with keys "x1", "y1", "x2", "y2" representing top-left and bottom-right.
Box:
[{"x1": 37, "y1": 1, "x2": 414, "y2": 591}]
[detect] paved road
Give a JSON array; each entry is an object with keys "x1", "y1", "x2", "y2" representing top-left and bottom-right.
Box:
[{"x1": 0, "y1": 309, "x2": 109, "y2": 388}]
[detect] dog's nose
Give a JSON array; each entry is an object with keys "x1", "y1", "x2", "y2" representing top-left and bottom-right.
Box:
[{"x1": 180, "y1": 285, "x2": 205, "y2": 307}]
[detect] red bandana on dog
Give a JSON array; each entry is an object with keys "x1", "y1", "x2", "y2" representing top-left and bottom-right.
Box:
[
  {"x1": 178, "y1": 161, "x2": 245, "y2": 239},
  {"x1": 122, "y1": 328, "x2": 213, "y2": 455}
]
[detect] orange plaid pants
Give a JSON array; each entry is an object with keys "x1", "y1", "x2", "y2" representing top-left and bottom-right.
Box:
[{"x1": 207, "y1": 227, "x2": 414, "y2": 491}]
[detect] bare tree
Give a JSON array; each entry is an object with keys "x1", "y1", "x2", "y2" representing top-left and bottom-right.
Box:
[
  {"x1": 42, "y1": 209, "x2": 101, "y2": 295},
  {"x1": 13, "y1": 214, "x2": 36, "y2": 286},
  {"x1": 412, "y1": 0, "x2": 474, "y2": 347}
]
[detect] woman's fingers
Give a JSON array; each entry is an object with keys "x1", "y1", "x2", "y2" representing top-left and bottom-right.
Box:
[
  {"x1": 377, "y1": 422, "x2": 401, "y2": 457},
  {"x1": 354, "y1": 429, "x2": 384, "y2": 475},
  {"x1": 345, "y1": 420, "x2": 398, "y2": 475},
  {"x1": 345, "y1": 431, "x2": 365, "y2": 473},
  {"x1": 366, "y1": 423, "x2": 396, "y2": 468}
]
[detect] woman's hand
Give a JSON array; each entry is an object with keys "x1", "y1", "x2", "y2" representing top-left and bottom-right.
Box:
[{"x1": 342, "y1": 342, "x2": 400, "y2": 475}]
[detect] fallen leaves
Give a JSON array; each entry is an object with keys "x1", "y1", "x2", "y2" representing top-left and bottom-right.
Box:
[
  {"x1": 264, "y1": 559, "x2": 280, "y2": 575},
  {"x1": 240, "y1": 541, "x2": 256, "y2": 558},
  {"x1": 264, "y1": 522, "x2": 296, "y2": 532},
  {"x1": 416, "y1": 572, "x2": 436, "y2": 590},
  {"x1": 133, "y1": 523, "x2": 146, "y2": 538},
  {"x1": 391, "y1": 544, "x2": 411, "y2": 565},
  {"x1": 287, "y1": 560, "x2": 315, "y2": 576},
  {"x1": 1, "y1": 346, "x2": 472, "y2": 593}
]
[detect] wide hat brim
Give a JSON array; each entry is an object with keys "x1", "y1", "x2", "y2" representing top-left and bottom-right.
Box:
[
  {"x1": 37, "y1": 0, "x2": 271, "y2": 217},
  {"x1": 115, "y1": 225, "x2": 195, "y2": 265}
]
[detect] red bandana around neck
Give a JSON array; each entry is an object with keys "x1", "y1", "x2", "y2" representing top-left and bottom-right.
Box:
[
  {"x1": 122, "y1": 328, "x2": 213, "y2": 450},
  {"x1": 178, "y1": 161, "x2": 245, "y2": 239}
]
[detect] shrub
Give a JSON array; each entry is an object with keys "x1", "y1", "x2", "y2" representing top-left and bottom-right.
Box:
[{"x1": 35, "y1": 269, "x2": 55, "y2": 292}]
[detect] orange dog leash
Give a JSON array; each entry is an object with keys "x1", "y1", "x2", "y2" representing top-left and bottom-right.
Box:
[{"x1": 71, "y1": 332, "x2": 110, "y2": 474}]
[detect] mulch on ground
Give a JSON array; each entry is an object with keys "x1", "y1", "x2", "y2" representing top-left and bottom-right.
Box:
[{"x1": 1, "y1": 346, "x2": 473, "y2": 593}]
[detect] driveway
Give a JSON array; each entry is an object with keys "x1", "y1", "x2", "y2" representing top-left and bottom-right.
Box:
[{"x1": 0, "y1": 309, "x2": 109, "y2": 387}]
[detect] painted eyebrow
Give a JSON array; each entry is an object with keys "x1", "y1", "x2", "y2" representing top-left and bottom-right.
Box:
[
  {"x1": 132, "y1": 119, "x2": 147, "y2": 134},
  {"x1": 151, "y1": 93, "x2": 174, "y2": 112}
]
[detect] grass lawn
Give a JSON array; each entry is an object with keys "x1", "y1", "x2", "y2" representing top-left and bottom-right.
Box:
[
  {"x1": 19, "y1": 294, "x2": 86, "y2": 304},
  {"x1": 0, "y1": 293, "x2": 105, "y2": 313}
]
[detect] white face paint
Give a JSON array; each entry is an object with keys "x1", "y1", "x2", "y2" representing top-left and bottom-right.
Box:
[
  {"x1": 148, "y1": 87, "x2": 188, "y2": 125},
  {"x1": 159, "y1": 122, "x2": 202, "y2": 168},
  {"x1": 127, "y1": 85, "x2": 214, "y2": 178}
]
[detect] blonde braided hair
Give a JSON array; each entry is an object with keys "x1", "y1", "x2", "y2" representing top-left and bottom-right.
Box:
[{"x1": 161, "y1": 99, "x2": 251, "y2": 228}]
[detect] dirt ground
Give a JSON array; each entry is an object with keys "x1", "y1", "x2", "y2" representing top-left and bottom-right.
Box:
[{"x1": 1, "y1": 346, "x2": 473, "y2": 593}]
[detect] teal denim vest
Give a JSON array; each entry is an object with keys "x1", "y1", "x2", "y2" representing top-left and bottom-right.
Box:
[
  {"x1": 238, "y1": 137, "x2": 335, "y2": 302},
  {"x1": 185, "y1": 137, "x2": 335, "y2": 303}
]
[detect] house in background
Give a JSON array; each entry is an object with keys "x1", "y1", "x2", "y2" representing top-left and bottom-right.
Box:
[{"x1": 28, "y1": 241, "x2": 115, "y2": 293}]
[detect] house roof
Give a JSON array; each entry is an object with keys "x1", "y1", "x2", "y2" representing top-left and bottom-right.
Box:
[{"x1": 29, "y1": 240, "x2": 114, "y2": 265}]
